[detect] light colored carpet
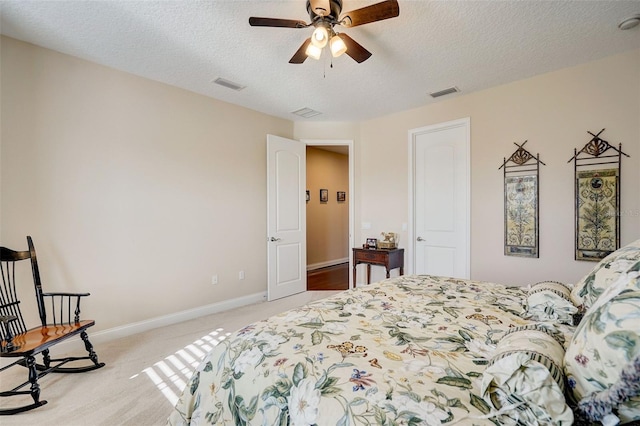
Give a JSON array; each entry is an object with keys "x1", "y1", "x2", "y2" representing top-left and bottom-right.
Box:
[{"x1": 1, "y1": 290, "x2": 339, "y2": 426}]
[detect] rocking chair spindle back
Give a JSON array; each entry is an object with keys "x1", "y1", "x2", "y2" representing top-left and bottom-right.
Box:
[{"x1": 0, "y1": 236, "x2": 105, "y2": 415}]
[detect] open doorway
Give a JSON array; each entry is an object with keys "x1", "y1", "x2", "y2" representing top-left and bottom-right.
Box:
[{"x1": 304, "y1": 141, "x2": 353, "y2": 290}]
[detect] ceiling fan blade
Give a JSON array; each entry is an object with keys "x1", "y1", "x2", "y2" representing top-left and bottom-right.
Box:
[
  {"x1": 289, "y1": 38, "x2": 312, "y2": 64},
  {"x1": 308, "y1": 0, "x2": 331, "y2": 17},
  {"x1": 338, "y1": 33, "x2": 372, "y2": 63},
  {"x1": 340, "y1": 0, "x2": 399, "y2": 27},
  {"x1": 249, "y1": 17, "x2": 308, "y2": 28}
]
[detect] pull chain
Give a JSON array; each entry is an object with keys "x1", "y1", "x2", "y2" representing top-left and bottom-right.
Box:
[
  {"x1": 323, "y1": 50, "x2": 326, "y2": 78},
  {"x1": 322, "y1": 48, "x2": 334, "y2": 78}
]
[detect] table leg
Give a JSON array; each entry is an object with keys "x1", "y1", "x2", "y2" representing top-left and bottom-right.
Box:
[
  {"x1": 366, "y1": 264, "x2": 371, "y2": 284},
  {"x1": 353, "y1": 262, "x2": 357, "y2": 286}
]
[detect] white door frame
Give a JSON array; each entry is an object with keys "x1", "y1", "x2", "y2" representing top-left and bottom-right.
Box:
[
  {"x1": 407, "y1": 118, "x2": 470, "y2": 276},
  {"x1": 301, "y1": 139, "x2": 355, "y2": 289}
]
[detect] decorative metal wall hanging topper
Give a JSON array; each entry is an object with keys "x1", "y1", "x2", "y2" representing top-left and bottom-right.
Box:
[
  {"x1": 499, "y1": 140, "x2": 545, "y2": 258},
  {"x1": 568, "y1": 129, "x2": 630, "y2": 261}
]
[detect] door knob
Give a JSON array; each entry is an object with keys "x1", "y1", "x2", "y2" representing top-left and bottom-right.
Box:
[
  {"x1": 269, "y1": 237, "x2": 282, "y2": 242},
  {"x1": 416, "y1": 236, "x2": 424, "y2": 241}
]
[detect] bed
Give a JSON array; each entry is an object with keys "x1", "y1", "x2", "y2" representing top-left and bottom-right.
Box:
[{"x1": 168, "y1": 239, "x2": 640, "y2": 426}]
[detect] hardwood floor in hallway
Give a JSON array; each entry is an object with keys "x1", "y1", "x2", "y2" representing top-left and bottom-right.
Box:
[{"x1": 307, "y1": 263, "x2": 349, "y2": 291}]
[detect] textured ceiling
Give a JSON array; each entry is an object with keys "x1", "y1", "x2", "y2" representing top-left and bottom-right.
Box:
[{"x1": 1, "y1": 1, "x2": 639, "y2": 122}]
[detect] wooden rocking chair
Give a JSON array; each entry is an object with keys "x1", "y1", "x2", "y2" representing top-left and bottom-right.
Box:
[{"x1": 0, "y1": 236, "x2": 105, "y2": 415}]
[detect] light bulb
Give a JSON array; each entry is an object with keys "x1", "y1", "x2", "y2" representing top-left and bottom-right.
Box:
[
  {"x1": 305, "y1": 43, "x2": 322, "y2": 60},
  {"x1": 330, "y1": 34, "x2": 347, "y2": 57},
  {"x1": 311, "y1": 26, "x2": 328, "y2": 48}
]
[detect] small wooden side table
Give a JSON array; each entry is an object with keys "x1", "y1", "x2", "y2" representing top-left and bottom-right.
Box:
[{"x1": 352, "y1": 248, "x2": 404, "y2": 285}]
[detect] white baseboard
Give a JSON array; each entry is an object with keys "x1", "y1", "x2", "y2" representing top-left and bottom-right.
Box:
[
  {"x1": 49, "y1": 291, "x2": 268, "y2": 353},
  {"x1": 307, "y1": 258, "x2": 349, "y2": 271}
]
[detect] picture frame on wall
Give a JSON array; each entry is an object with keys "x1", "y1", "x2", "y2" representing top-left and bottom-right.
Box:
[
  {"x1": 499, "y1": 141, "x2": 544, "y2": 258},
  {"x1": 320, "y1": 188, "x2": 328, "y2": 203},
  {"x1": 575, "y1": 169, "x2": 618, "y2": 260},
  {"x1": 337, "y1": 191, "x2": 346, "y2": 202},
  {"x1": 504, "y1": 175, "x2": 538, "y2": 257},
  {"x1": 569, "y1": 129, "x2": 629, "y2": 261},
  {"x1": 306, "y1": 190, "x2": 310, "y2": 202}
]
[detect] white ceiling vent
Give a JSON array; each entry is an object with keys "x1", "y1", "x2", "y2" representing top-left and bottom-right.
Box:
[
  {"x1": 429, "y1": 86, "x2": 460, "y2": 98},
  {"x1": 291, "y1": 107, "x2": 322, "y2": 118},
  {"x1": 212, "y1": 77, "x2": 246, "y2": 91}
]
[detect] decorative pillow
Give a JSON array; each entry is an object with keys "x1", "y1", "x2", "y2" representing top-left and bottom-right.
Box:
[
  {"x1": 521, "y1": 281, "x2": 578, "y2": 325},
  {"x1": 565, "y1": 260, "x2": 640, "y2": 424},
  {"x1": 481, "y1": 324, "x2": 574, "y2": 425},
  {"x1": 575, "y1": 354, "x2": 640, "y2": 425},
  {"x1": 571, "y1": 238, "x2": 640, "y2": 311}
]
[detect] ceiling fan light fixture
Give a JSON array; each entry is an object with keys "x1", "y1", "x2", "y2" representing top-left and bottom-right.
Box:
[
  {"x1": 330, "y1": 34, "x2": 347, "y2": 57},
  {"x1": 311, "y1": 26, "x2": 329, "y2": 48},
  {"x1": 249, "y1": 0, "x2": 400, "y2": 65},
  {"x1": 305, "y1": 43, "x2": 322, "y2": 60}
]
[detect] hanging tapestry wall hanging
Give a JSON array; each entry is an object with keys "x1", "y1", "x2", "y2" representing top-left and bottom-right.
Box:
[
  {"x1": 568, "y1": 129, "x2": 629, "y2": 261},
  {"x1": 499, "y1": 141, "x2": 545, "y2": 258}
]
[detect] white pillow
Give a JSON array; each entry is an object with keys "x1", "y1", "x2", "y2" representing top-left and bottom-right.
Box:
[
  {"x1": 571, "y1": 239, "x2": 640, "y2": 311},
  {"x1": 481, "y1": 324, "x2": 573, "y2": 425},
  {"x1": 565, "y1": 260, "x2": 640, "y2": 424},
  {"x1": 521, "y1": 281, "x2": 578, "y2": 325}
]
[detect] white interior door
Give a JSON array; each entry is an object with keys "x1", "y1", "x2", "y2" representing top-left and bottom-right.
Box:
[
  {"x1": 409, "y1": 118, "x2": 470, "y2": 279},
  {"x1": 267, "y1": 134, "x2": 307, "y2": 301}
]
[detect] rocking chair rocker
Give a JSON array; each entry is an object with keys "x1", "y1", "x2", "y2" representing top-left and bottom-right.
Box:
[{"x1": 0, "y1": 236, "x2": 105, "y2": 415}]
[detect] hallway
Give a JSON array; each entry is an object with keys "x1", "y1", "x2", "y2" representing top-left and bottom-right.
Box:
[{"x1": 307, "y1": 263, "x2": 348, "y2": 291}]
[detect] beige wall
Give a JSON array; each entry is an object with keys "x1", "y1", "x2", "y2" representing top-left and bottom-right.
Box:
[
  {"x1": 306, "y1": 147, "x2": 349, "y2": 268},
  {"x1": 2, "y1": 35, "x2": 639, "y2": 333},
  {"x1": 294, "y1": 122, "x2": 361, "y2": 142},
  {"x1": 355, "y1": 49, "x2": 640, "y2": 285},
  {"x1": 0, "y1": 37, "x2": 293, "y2": 330}
]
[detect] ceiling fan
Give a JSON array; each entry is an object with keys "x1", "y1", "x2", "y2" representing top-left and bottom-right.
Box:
[{"x1": 249, "y1": 0, "x2": 399, "y2": 64}]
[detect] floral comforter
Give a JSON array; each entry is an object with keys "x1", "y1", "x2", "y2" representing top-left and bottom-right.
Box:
[{"x1": 168, "y1": 275, "x2": 571, "y2": 425}]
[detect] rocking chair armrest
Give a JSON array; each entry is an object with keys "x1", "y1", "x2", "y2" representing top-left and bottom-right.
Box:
[
  {"x1": 0, "y1": 315, "x2": 17, "y2": 325},
  {"x1": 41, "y1": 292, "x2": 91, "y2": 298},
  {"x1": 40, "y1": 293, "x2": 91, "y2": 324}
]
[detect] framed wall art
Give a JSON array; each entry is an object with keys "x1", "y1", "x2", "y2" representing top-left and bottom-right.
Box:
[
  {"x1": 337, "y1": 191, "x2": 346, "y2": 202},
  {"x1": 499, "y1": 141, "x2": 545, "y2": 258},
  {"x1": 320, "y1": 188, "x2": 328, "y2": 203},
  {"x1": 568, "y1": 129, "x2": 629, "y2": 261}
]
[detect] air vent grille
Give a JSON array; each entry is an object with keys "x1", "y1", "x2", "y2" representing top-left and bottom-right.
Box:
[
  {"x1": 429, "y1": 86, "x2": 460, "y2": 98},
  {"x1": 213, "y1": 77, "x2": 246, "y2": 91},
  {"x1": 292, "y1": 107, "x2": 322, "y2": 118}
]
